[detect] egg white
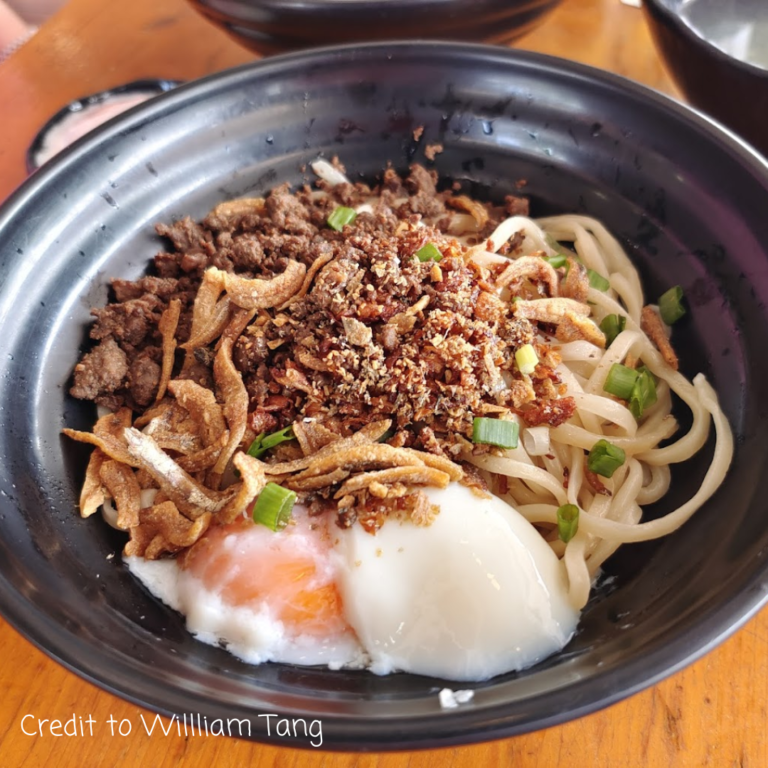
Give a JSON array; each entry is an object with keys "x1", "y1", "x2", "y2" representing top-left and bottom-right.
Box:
[{"x1": 333, "y1": 484, "x2": 579, "y2": 681}]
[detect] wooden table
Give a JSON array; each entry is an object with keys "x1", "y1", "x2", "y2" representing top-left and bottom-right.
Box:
[{"x1": 0, "y1": 1, "x2": 765, "y2": 766}]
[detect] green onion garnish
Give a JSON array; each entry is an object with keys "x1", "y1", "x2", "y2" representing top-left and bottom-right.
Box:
[
  {"x1": 603, "y1": 363, "x2": 639, "y2": 400},
  {"x1": 416, "y1": 242, "x2": 443, "y2": 262},
  {"x1": 472, "y1": 417, "x2": 519, "y2": 449},
  {"x1": 327, "y1": 206, "x2": 357, "y2": 231},
  {"x1": 658, "y1": 285, "x2": 686, "y2": 325},
  {"x1": 378, "y1": 428, "x2": 395, "y2": 443},
  {"x1": 546, "y1": 254, "x2": 568, "y2": 269},
  {"x1": 587, "y1": 439, "x2": 626, "y2": 478},
  {"x1": 515, "y1": 343, "x2": 539, "y2": 375},
  {"x1": 599, "y1": 314, "x2": 626, "y2": 347},
  {"x1": 557, "y1": 504, "x2": 580, "y2": 543},
  {"x1": 587, "y1": 269, "x2": 610, "y2": 291},
  {"x1": 252, "y1": 482, "x2": 296, "y2": 531},
  {"x1": 247, "y1": 426, "x2": 296, "y2": 459},
  {"x1": 629, "y1": 366, "x2": 658, "y2": 420}
]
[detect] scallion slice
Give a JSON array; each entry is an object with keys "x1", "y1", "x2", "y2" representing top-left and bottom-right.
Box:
[
  {"x1": 472, "y1": 417, "x2": 519, "y2": 449},
  {"x1": 378, "y1": 428, "x2": 395, "y2": 443},
  {"x1": 327, "y1": 206, "x2": 357, "y2": 231},
  {"x1": 599, "y1": 314, "x2": 626, "y2": 347},
  {"x1": 587, "y1": 269, "x2": 610, "y2": 291},
  {"x1": 603, "y1": 363, "x2": 639, "y2": 400},
  {"x1": 659, "y1": 285, "x2": 686, "y2": 325},
  {"x1": 252, "y1": 482, "x2": 296, "y2": 531},
  {"x1": 629, "y1": 366, "x2": 658, "y2": 420},
  {"x1": 515, "y1": 343, "x2": 539, "y2": 375},
  {"x1": 546, "y1": 254, "x2": 568, "y2": 269},
  {"x1": 557, "y1": 504, "x2": 580, "y2": 543},
  {"x1": 416, "y1": 242, "x2": 443, "y2": 262},
  {"x1": 247, "y1": 426, "x2": 296, "y2": 459},
  {"x1": 587, "y1": 439, "x2": 626, "y2": 478}
]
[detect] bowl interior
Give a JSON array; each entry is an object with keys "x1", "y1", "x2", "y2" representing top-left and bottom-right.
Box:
[
  {"x1": 1, "y1": 44, "x2": 768, "y2": 749},
  {"x1": 655, "y1": 0, "x2": 768, "y2": 71}
]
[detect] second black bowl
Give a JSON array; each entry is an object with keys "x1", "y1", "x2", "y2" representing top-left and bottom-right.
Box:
[{"x1": 186, "y1": 0, "x2": 562, "y2": 54}]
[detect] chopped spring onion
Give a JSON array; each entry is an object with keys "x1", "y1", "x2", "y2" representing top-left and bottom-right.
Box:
[
  {"x1": 600, "y1": 314, "x2": 626, "y2": 347},
  {"x1": 378, "y1": 428, "x2": 395, "y2": 443},
  {"x1": 252, "y1": 482, "x2": 296, "y2": 531},
  {"x1": 587, "y1": 269, "x2": 610, "y2": 291},
  {"x1": 472, "y1": 417, "x2": 519, "y2": 449},
  {"x1": 247, "y1": 426, "x2": 296, "y2": 459},
  {"x1": 545, "y1": 253, "x2": 568, "y2": 269},
  {"x1": 603, "y1": 363, "x2": 639, "y2": 401},
  {"x1": 327, "y1": 206, "x2": 357, "y2": 231},
  {"x1": 557, "y1": 504, "x2": 580, "y2": 543},
  {"x1": 629, "y1": 366, "x2": 658, "y2": 420},
  {"x1": 515, "y1": 343, "x2": 539, "y2": 375},
  {"x1": 659, "y1": 285, "x2": 686, "y2": 325},
  {"x1": 416, "y1": 242, "x2": 443, "y2": 262},
  {"x1": 587, "y1": 439, "x2": 626, "y2": 478}
]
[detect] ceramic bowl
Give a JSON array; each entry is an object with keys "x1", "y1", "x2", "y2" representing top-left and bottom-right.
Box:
[
  {"x1": 1, "y1": 43, "x2": 768, "y2": 749},
  {"x1": 185, "y1": 0, "x2": 562, "y2": 54}
]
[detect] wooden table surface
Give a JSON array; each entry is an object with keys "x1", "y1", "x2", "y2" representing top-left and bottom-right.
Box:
[{"x1": 0, "y1": 0, "x2": 765, "y2": 766}]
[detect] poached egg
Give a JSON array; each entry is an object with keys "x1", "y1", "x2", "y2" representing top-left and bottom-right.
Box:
[{"x1": 127, "y1": 483, "x2": 578, "y2": 681}]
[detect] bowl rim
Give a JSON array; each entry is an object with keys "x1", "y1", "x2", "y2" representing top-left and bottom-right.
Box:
[
  {"x1": 3, "y1": 40, "x2": 768, "y2": 750},
  {"x1": 643, "y1": 0, "x2": 768, "y2": 80},
  {"x1": 189, "y1": 0, "x2": 554, "y2": 11}
]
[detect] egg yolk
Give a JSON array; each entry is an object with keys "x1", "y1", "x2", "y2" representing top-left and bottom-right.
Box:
[{"x1": 181, "y1": 516, "x2": 349, "y2": 638}]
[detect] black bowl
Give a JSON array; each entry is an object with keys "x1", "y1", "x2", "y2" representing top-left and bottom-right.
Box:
[
  {"x1": 644, "y1": 0, "x2": 768, "y2": 157},
  {"x1": 185, "y1": 0, "x2": 562, "y2": 55},
  {"x1": 1, "y1": 43, "x2": 768, "y2": 751}
]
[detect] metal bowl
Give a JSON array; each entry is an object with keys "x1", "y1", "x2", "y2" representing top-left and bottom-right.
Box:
[{"x1": 644, "y1": 0, "x2": 768, "y2": 157}]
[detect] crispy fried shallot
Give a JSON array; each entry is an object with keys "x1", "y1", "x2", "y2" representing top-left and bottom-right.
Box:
[
  {"x1": 446, "y1": 195, "x2": 490, "y2": 229},
  {"x1": 79, "y1": 449, "x2": 107, "y2": 518},
  {"x1": 495, "y1": 256, "x2": 559, "y2": 296},
  {"x1": 209, "y1": 260, "x2": 306, "y2": 310},
  {"x1": 559, "y1": 258, "x2": 590, "y2": 303},
  {"x1": 125, "y1": 502, "x2": 212, "y2": 560},
  {"x1": 292, "y1": 421, "x2": 341, "y2": 456},
  {"x1": 99, "y1": 459, "x2": 142, "y2": 529},
  {"x1": 641, "y1": 305, "x2": 679, "y2": 370},
  {"x1": 167, "y1": 379, "x2": 227, "y2": 447},
  {"x1": 555, "y1": 311, "x2": 606, "y2": 348},
  {"x1": 263, "y1": 420, "x2": 392, "y2": 475},
  {"x1": 217, "y1": 452, "x2": 267, "y2": 524},
  {"x1": 63, "y1": 427, "x2": 136, "y2": 467},
  {"x1": 277, "y1": 250, "x2": 334, "y2": 311},
  {"x1": 181, "y1": 270, "x2": 226, "y2": 352},
  {"x1": 156, "y1": 298, "x2": 181, "y2": 402},
  {"x1": 210, "y1": 197, "x2": 265, "y2": 219},
  {"x1": 291, "y1": 443, "x2": 427, "y2": 481},
  {"x1": 513, "y1": 297, "x2": 591, "y2": 324},
  {"x1": 334, "y1": 466, "x2": 451, "y2": 498},
  {"x1": 212, "y1": 337, "x2": 249, "y2": 480}
]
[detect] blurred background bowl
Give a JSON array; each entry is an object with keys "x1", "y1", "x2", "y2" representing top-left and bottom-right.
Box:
[
  {"x1": 643, "y1": 0, "x2": 768, "y2": 157},
  {"x1": 1, "y1": 42, "x2": 768, "y2": 749},
  {"x1": 185, "y1": 0, "x2": 563, "y2": 54},
  {"x1": 27, "y1": 79, "x2": 181, "y2": 173}
]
